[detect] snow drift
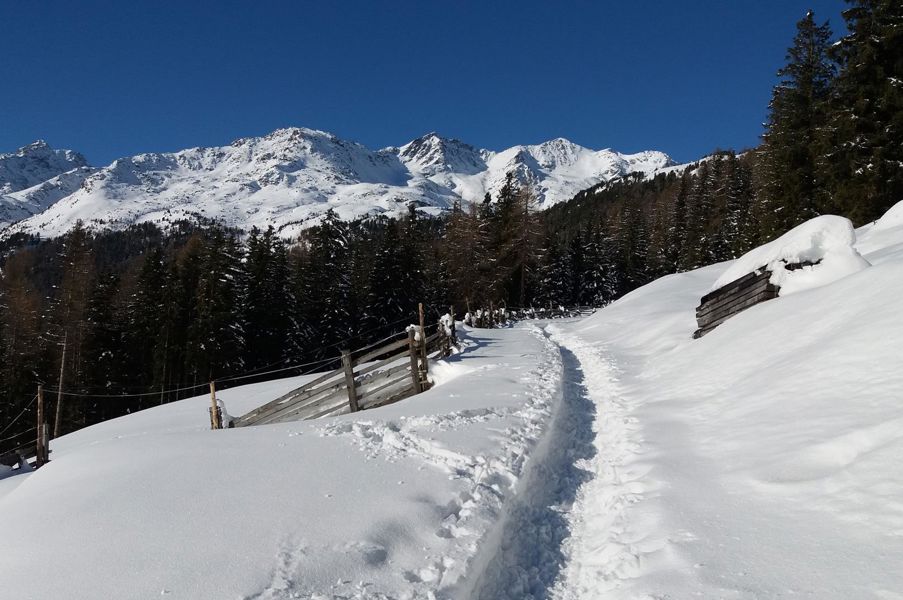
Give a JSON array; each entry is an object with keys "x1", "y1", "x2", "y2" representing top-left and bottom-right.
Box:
[{"x1": 711, "y1": 214, "x2": 871, "y2": 296}]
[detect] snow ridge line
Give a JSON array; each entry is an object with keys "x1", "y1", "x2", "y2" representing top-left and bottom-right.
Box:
[{"x1": 546, "y1": 325, "x2": 659, "y2": 600}]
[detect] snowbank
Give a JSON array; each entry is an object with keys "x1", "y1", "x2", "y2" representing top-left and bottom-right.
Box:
[
  {"x1": 711, "y1": 215, "x2": 870, "y2": 296},
  {"x1": 871, "y1": 198, "x2": 903, "y2": 232},
  {"x1": 0, "y1": 325, "x2": 566, "y2": 600},
  {"x1": 553, "y1": 211, "x2": 903, "y2": 598}
]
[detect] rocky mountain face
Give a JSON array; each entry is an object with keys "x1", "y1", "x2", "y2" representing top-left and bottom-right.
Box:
[
  {"x1": 0, "y1": 141, "x2": 94, "y2": 229},
  {"x1": 1, "y1": 128, "x2": 674, "y2": 239}
]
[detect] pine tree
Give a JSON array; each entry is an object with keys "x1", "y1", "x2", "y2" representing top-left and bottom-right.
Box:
[
  {"x1": 245, "y1": 226, "x2": 296, "y2": 370},
  {"x1": 680, "y1": 161, "x2": 714, "y2": 270},
  {"x1": 43, "y1": 222, "x2": 95, "y2": 436},
  {"x1": 364, "y1": 221, "x2": 414, "y2": 338},
  {"x1": 186, "y1": 228, "x2": 246, "y2": 381},
  {"x1": 297, "y1": 210, "x2": 353, "y2": 357},
  {"x1": 756, "y1": 11, "x2": 835, "y2": 239},
  {"x1": 821, "y1": 0, "x2": 903, "y2": 224}
]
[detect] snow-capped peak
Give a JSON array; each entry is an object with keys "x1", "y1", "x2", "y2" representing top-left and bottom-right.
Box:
[
  {"x1": 0, "y1": 141, "x2": 89, "y2": 195},
  {"x1": 397, "y1": 133, "x2": 487, "y2": 176},
  {"x1": 0, "y1": 128, "x2": 674, "y2": 239}
]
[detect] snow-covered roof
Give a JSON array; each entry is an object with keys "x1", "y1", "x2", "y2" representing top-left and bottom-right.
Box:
[{"x1": 711, "y1": 215, "x2": 871, "y2": 296}]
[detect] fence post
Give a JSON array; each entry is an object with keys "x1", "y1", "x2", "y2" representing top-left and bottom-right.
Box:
[
  {"x1": 418, "y1": 303, "x2": 429, "y2": 377},
  {"x1": 408, "y1": 329, "x2": 422, "y2": 394},
  {"x1": 341, "y1": 349, "x2": 359, "y2": 412},
  {"x1": 449, "y1": 305, "x2": 457, "y2": 348},
  {"x1": 209, "y1": 381, "x2": 222, "y2": 430},
  {"x1": 36, "y1": 384, "x2": 46, "y2": 467}
]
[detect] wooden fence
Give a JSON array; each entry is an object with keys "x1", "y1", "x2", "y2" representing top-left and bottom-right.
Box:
[
  {"x1": 0, "y1": 385, "x2": 51, "y2": 470},
  {"x1": 231, "y1": 320, "x2": 452, "y2": 428},
  {"x1": 694, "y1": 268, "x2": 780, "y2": 338},
  {"x1": 465, "y1": 305, "x2": 596, "y2": 328}
]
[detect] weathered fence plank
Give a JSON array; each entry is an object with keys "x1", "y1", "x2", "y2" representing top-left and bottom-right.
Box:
[{"x1": 694, "y1": 266, "x2": 783, "y2": 338}]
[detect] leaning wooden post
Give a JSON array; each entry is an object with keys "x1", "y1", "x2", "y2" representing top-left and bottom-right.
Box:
[
  {"x1": 209, "y1": 381, "x2": 221, "y2": 430},
  {"x1": 408, "y1": 328, "x2": 422, "y2": 394},
  {"x1": 53, "y1": 331, "x2": 67, "y2": 439},
  {"x1": 341, "y1": 349, "x2": 359, "y2": 412},
  {"x1": 36, "y1": 385, "x2": 46, "y2": 467}
]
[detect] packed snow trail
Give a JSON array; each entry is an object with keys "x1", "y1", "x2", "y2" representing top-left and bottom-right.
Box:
[
  {"x1": 465, "y1": 328, "x2": 595, "y2": 599},
  {"x1": 465, "y1": 325, "x2": 654, "y2": 600},
  {"x1": 545, "y1": 327, "x2": 659, "y2": 599}
]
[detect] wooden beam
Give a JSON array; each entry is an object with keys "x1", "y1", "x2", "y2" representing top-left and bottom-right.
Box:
[
  {"x1": 342, "y1": 350, "x2": 359, "y2": 413},
  {"x1": 353, "y1": 336, "x2": 409, "y2": 367},
  {"x1": 696, "y1": 275, "x2": 774, "y2": 318},
  {"x1": 408, "y1": 328, "x2": 422, "y2": 394},
  {"x1": 246, "y1": 380, "x2": 347, "y2": 426},
  {"x1": 233, "y1": 365, "x2": 345, "y2": 425},
  {"x1": 209, "y1": 381, "x2": 221, "y2": 430},
  {"x1": 698, "y1": 269, "x2": 767, "y2": 304},
  {"x1": 36, "y1": 385, "x2": 46, "y2": 467}
]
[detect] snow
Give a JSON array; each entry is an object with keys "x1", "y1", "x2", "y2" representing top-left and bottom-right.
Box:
[
  {"x1": 0, "y1": 141, "x2": 92, "y2": 229},
  {"x1": 546, "y1": 205, "x2": 903, "y2": 598},
  {"x1": 711, "y1": 214, "x2": 871, "y2": 296},
  {"x1": 0, "y1": 128, "x2": 672, "y2": 239},
  {"x1": 0, "y1": 325, "x2": 569, "y2": 599},
  {"x1": 870, "y1": 198, "x2": 903, "y2": 231},
  {"x1": 2, "y1": 207, "x2": 901, "y2": 598}
]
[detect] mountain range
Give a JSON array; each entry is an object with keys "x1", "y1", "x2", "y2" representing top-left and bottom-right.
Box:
[{"x1": 0, "y1": 127, "x2": 674, "y2": 239}]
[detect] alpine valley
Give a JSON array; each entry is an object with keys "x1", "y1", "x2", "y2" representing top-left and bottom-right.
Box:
[{"x1": 0, "y1": 127, "x2": 673, "y2": 238}]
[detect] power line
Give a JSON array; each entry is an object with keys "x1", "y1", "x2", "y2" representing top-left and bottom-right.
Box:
[
  {"x1": 37, "y1": 313, "x2": 438, "y2": 401},
  {"x1": 0, "y1": 395, "x2": 37, "y2": 438},
  {"x1": 0, "y1": 426, "x2": 36, "y2": 446}
]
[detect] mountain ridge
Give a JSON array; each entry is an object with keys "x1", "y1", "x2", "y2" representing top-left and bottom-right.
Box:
[{"x1": 1, "y1": 127, "x2": 675, "y2": 239}]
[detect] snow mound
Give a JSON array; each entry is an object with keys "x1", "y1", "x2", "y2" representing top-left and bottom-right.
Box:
[
  {"x1": 871, "y1": 199, "x2": 903, "y2": 232},
  {"x1": 711, "y1": 215, "x2": 871, "y2": 296}
]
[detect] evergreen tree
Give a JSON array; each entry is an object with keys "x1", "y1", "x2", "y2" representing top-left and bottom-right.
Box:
[
  {"x1": 186, "y1": 229, "x2": 246, "y2": 381},
  {"x1": 297, "y1": 210, "x2": 353, "y2": 357},
  {"x1": 756, "y1": 11, "x2": 835, "y2": 239},
  {"x1": 821, "y1": 0, "x2": 903, "y2": 224},
  {"x1": 245, "y1": 226, "x2": 296, "y2": 370}
]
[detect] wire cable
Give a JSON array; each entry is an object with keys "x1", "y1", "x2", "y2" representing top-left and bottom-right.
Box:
[
  {"x1": 0, "y1": 426, "x2": 36, "y2": 446},
  {"x1": 0, "y1": 395, "x2": 37, "y2": 438},
  {"x1": 39, "y1": 314, "x2": 441, "y2": 401}
]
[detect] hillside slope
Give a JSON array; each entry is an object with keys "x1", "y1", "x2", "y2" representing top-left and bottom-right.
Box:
[
  {"x1": 1, "y1": 204, "x2": 899, "y2": 599},
  {"x1": 546, "y1": 204, "x2": 903, "y2": 598}
]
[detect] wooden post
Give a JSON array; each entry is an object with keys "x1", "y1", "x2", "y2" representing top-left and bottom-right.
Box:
[
  {"x1": 489, "y1": 301, "x2": 495, "y2": 329},
  {"x1": 418, "y1": 303, "x2": 429, "y2": 376},
  {"x1": 41, "y1": 423, "x2": 49, "y2": 465},
  {"x1": 54, "y1": 331, "x2": 67, "y2": 439},
  {"x1": 36, "y1": 385, "x2": 46, "y2": 467},
  {"x1": 408, "y1": 329, "x2": 422, "y2": 394},
  {"x1": 209, "y1": 381, "x2": 221, "y2": 430},
  {"x1": 449, "y1": 305, "x2": 457, "y2": 347},
  {"x1": 341, "y1": 349, "x2": 359, "y2": 412}
]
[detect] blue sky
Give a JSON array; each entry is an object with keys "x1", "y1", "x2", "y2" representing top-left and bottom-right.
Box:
[{"x1": 1, "y1": 1, "x2": 847, "y2": 165}]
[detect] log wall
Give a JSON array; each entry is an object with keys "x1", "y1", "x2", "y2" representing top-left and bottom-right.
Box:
[{"x1": 694, "y1": 268, "x2": 779, "y2": 338}]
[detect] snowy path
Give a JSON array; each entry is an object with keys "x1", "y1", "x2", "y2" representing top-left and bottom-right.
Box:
[
  {"x1": 464, "y1": 324, "x2": 652, "y2": 600},
  {"x1": 465, "y1": 328, "x2": 595, "y2": 599},
  {"x1": 545, "y1": 327, "x2": 658, "y2": 600}
]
